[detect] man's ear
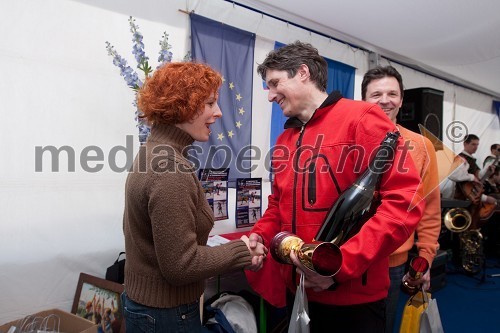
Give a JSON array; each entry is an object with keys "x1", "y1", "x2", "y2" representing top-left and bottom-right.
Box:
[{"x1": 297, "y1": 64, "x2": 310, "y2": 81}]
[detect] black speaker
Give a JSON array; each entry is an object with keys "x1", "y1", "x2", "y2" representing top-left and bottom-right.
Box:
[{"x1": 398, "y1": 87, "x2": 444, "y2": 150}]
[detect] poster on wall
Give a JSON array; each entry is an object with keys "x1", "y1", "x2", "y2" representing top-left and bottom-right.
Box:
[
  {"x1": 199, "y1": 168, "x2": 229, "y2": 221},
  {"x1": 235, "y1": 178, "x2": 262, "y2": 228}
]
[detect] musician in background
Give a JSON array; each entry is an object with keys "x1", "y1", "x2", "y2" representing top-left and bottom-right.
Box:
[
  {"x1": 482, "y1": 166, "x2": 500, "y2": 258},
  {"x1": 444, "y1": 135, "x2": 498, "y2": 269},
  {"x1": 484, "y1": 167, "x2": 500, "y2": 199},
  {"x1": 483, "y1": 143, "x2": 499, "y2": 169},
  {"x1": 448, "y1": 134, "x2": 496, "y2": 205}
]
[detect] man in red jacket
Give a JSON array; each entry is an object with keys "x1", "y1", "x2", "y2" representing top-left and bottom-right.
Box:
[{"x1": 248, "y1": 41, "x2": 424, "y2": 332}]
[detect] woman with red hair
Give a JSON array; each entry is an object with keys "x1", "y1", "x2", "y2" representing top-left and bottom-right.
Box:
[{"x1": 121, "y1": 62, "x2": 267, "y2": 332}]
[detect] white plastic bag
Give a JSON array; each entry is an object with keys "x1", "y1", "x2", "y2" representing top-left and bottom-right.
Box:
[
  {"x1": 419, "y1": 291, "x2": 444, "y2": 333},
  {"x1": 288, "y1": 274, "x2": 310, "y2": 333}
]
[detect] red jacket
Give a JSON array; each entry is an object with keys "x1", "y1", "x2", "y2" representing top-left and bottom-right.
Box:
[{"x1": 248, "y1": 92, "x2": 424, "y2": 306}]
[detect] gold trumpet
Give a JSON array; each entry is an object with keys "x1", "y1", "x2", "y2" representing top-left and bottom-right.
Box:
[
  {"x1": 270, "y1": 231, "x2": 342, "y2": 277},
  {"x1": 443, "y1": 207, "x2": 472, "y2": 233}
]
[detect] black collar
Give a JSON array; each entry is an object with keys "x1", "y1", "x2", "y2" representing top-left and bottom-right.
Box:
[{"x1": 283, "y1": 91, "x2": 343, "y2": 129}]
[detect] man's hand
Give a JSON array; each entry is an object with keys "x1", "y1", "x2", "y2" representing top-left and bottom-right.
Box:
[
  {"x1": 403, "y1": 267, "x2": 431, "y2": 291},
  {"x1": 289, "y1": 251, "x2": 335, "y2": 291},
  {"x1": 248, "y1": 233, "x2": 264, "y2": 249},
  {"x1": 485, "y1": 195, "x2": 497, "y2": 205},
  {"x1": 487, "y1": 164, "x2": 496, "y2": 176}
]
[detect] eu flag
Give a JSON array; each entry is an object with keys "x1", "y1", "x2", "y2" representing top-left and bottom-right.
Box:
[{"x1": 190, "y1": 14, "x2": 255, "y2": 185}]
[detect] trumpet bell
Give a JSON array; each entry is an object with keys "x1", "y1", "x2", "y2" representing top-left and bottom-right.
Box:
[{"x1": 443, "y1": 207, "x2": 472, "y2": 232}]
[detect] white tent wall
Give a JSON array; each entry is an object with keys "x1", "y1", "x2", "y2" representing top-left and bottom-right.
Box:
[
  {"x1": 0, "y1": 0, "x2": 192, "y2": 322},
  {"x1": 0, "y1": 0, "x2": 498, "y2": 323}
]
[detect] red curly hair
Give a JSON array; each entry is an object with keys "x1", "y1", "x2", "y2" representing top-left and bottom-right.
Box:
[{"x1": 137, "y1": 62, "x2": 222, "y2": 125}]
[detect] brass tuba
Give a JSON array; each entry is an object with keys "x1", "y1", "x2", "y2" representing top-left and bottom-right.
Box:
[
  {"x1": 443, "y1": 207, "x2": 484, "y2": 273},
  {"x1": 443, "y1": 207, "x2": 472, "y2": 232},
  {"x1": 459, "y1": 229, "x2": 484, "y2": 274}
]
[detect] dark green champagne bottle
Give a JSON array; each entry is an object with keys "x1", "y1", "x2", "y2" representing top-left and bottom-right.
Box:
[{"x1": 314, "y1": 131, "x2": 400, "y2": 245}]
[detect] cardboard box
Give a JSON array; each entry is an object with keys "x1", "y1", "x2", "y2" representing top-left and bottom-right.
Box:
[{"x1": 0, "y1": 308, "x2": 97, "y2": 333}]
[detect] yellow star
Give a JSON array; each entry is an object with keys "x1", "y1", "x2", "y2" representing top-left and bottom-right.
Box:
[
  {"x1": 236, "y1": 93, "x2": 242, "y2": 101},
  {"x1": 217, "y1": 133, "x2": 225, "y2": 141},
  {"x1": 238, "y1": 107, "x2": 245, "y2": 115},
  {"x1": 221, "y1": 76, "x2": 226, "y2": 83},
  {"x1": 229, "y1": 82, "x2": 234, "y2": 90},
  {"x1": 228, "y1": 130, "x2": 234, "y2": 138},
  {"x1": 235, "y1": 121, "x2": 242, "y2": 129}
]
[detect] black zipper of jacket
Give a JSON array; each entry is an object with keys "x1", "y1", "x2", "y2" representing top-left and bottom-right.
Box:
[
  {"x1": 308, "y1": 162, "x2": 316, "y2": 205},
  {"x1": 288, "y1": 91, "x2": 343, "y2": 287},
  {"x1": 292, "y1": 150, "x2": 301, "y2": 234},
  {"x1": 296, "y1": 124, "x2": 306, "y2": 147}
]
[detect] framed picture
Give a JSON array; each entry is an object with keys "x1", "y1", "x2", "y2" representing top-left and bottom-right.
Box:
[{"x1": 72, "y1": 272, "x2": 125, "y2": 333}]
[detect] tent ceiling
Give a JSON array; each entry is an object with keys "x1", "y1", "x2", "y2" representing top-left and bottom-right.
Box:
[{"x1": 233, "y1": 0, "x2": 500, "y2": 99}]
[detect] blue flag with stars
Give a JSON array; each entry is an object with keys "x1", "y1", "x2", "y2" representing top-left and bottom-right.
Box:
[{"x1": 190, "y1": 13, "x2": 254, "y2": 185}]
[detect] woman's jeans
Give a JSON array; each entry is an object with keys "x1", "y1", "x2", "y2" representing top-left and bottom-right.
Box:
[{"x1": 121, "y1": 292, "x2": 201, "y2": 333}]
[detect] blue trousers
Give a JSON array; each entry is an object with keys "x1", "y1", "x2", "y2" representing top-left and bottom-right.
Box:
[
  {"x1": 121, "y1": 292, "x2": 202, "y2": 333},
  {"x1": 386, "y1": 263, "x2": 405, "y2": 333}
]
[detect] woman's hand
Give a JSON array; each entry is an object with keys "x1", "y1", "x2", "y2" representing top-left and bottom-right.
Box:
[
  {"x1": 241, "y1": 234, "x2": 268, "y2": 271},
  {"x1": 241, "y1": 235, "x2": 268, "y2": 256}
]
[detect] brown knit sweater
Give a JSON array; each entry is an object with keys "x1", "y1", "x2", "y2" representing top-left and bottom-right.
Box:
[{"x1": 123, "y1": 124, "x2": 252, "y2": 308}]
